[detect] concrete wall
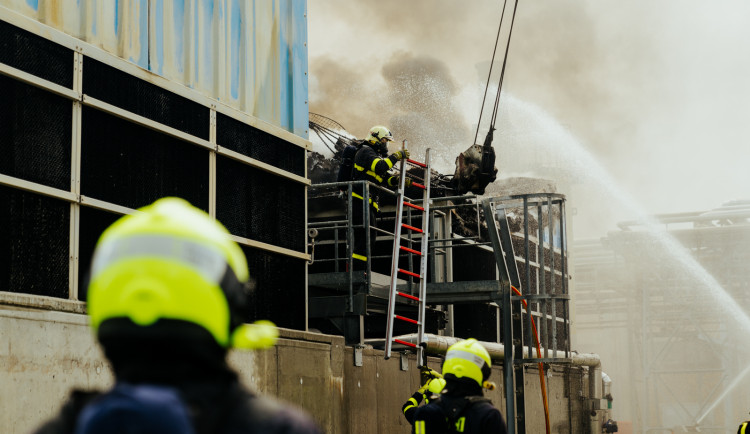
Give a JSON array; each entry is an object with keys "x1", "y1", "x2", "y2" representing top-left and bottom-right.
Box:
[{"x1": 1, "y1": 294, "x2": 592, "y2": 433}]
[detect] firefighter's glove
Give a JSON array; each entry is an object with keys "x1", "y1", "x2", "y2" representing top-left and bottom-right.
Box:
[
  {"x1": 391, "y1": 150, "x2": 410, "y2": 160},
  {"x1": 420, "y1": 366, "x2": 442, "y2": 386},
  {"x1": 418, "y1": 381, "x2": 430, "y2": 395},
  {"x1": 428, "y1": 378, "x2": 447, "y2": 395}
]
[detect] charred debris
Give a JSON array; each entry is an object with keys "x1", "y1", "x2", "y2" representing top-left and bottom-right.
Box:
[{"x1": 307, "y1": 112, "x2": 559, "y2": 241}]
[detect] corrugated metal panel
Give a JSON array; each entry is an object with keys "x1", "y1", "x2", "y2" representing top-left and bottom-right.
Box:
[{"x1": 0, "y1": 0, "x2": 308, "y2": 138}]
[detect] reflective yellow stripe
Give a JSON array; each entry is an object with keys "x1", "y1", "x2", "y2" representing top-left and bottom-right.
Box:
[
  {"x1": 742, "y1": 422, "x2": 749, "y2": 434},
  {"x1": 370, "y1": 157, "x2": 394, "y2": 171},
  {"x1": 352, "y1": 253, "x2": 367, "y2": 262},
  {"x1": 455, "y1": 417, "x2": 466, "y2": 432},
  {"x1": 350, "y1": 193, "x2": 379, "y2": 211},
  {"x1": 415, "y1": 420, "x2": 425, "y2": 434},
  {"x1": 353, "y1": 164, "x2": 384, "y2": 183},
  {"x1": 403, "y1": 398, "x2": 418, "y2": 414}
]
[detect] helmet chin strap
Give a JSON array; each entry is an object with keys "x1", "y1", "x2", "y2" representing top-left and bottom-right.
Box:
[
  {"x1": 368, "y1": 139, "x2": 388, "y2": 156},
  {"x1": 379, "y1": 142, "x2": 389, "y2": 156}
]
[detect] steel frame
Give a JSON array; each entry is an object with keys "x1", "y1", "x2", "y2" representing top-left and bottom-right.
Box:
[{"x1": 575, "y1": 211, "x2": 750, "y2": 432}]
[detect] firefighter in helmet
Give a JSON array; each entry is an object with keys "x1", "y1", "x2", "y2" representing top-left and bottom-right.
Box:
[
  {"x1": 410, "y1": 339, "x2": 507, "y2": 433},
  {"x1": 33, "y1": 198, "x2": 321, "y2": 434},
  {"x1": 402, "y1": 367, "x2": 447, "y2": 425},
  {"x1": 350, "y1": 125, "x2": 411, "y2": 268}
]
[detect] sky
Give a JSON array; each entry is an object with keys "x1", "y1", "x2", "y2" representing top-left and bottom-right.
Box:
[{"x1": 307, "y1": 0, "x2": 750, "y2": 240}]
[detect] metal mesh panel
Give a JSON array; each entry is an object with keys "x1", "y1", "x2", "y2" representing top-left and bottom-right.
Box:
[
  {"x1": 81, "y1": 107, "x2": 209, "y2": 211},
  {"x1": 0, "y1": 75, "x2": 71, "y2": 190},
  {"x1": 76, "y1": 206, "x2": 122, "y2": 301},
  {"x1": 216, "y1": 113, "x2": 305, "y2": 177},
  {"x1": 555, "y1": 311, "x2": 569, "y2": 352},
  {"x1": 0, "y1": 186, "x2": 69, "y2": 297},
  {"x1": 0, "y1": 20, "x2": 74, "y2": 87},
  {"x1": 453, "y1": 304, "x2": 499, "y2": 342},
  {"x1": 241, "y1": 246, "x2": 306, "y2": 330},
  {"x1": 82, "y1": 58, "x2": 209, "y2": 140},
  {"x1": 451, "y1": 245, "x2": 497, "y2": 281},
  {"x1": 216, "y1": 156, "x2": 304, "y2": 252}
]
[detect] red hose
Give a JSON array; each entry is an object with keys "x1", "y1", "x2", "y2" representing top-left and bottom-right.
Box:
[{"x1": 511, "y1": 285, "x2": 551, "y2": 434}]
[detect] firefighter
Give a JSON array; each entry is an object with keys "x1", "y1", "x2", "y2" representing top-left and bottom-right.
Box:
[
  {"x1": 411, "y1": 339, "x2": 507, "y2": 434},
  {"x1": 739, "y1": 418, "x2": 750, "y2": 434},
  {"x1": 33, "y1": 197, "x2": 321, "y2": 434},
  {"x1": 403, "y1": 367, "x2": 447, "y2": 425},
  {"x1": 350, "y1": 125, "x2": 410, "y2": 268}
]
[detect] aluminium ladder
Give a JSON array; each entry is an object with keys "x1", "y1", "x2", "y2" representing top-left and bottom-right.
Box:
[{"x1": 384, "y1": 146, "x2": 432, "y2": 365}]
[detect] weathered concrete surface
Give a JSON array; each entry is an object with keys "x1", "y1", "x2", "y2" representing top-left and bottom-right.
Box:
[
  {"x1": 0, "y1": 305, "x2": 112, "y2": 434},
  {"x1": 1, "y1": 298, "x2": 593, "y2": 433}
]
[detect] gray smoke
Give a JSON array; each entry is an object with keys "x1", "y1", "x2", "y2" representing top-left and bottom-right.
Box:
[{"x1": 309, "y1": 0, "x2": 750, "y2": 236}]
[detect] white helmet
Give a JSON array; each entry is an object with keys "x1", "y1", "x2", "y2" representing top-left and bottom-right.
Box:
[{"x1": 367, "y1": 125, "x2": 393, "y2": 143}]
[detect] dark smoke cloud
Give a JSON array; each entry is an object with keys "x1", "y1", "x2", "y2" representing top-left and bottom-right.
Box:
[
  {"x1": 308, "y1": 0, "x2": 503, "y2": 144},
  {"x1": 308, "y1": 57, "x2": 375, "y2": 137},
  {"x1": 309, "y1": 0, "x2": 750, "y2": 236},
  {"x1": 310, "y1": 49, "x2": 473, "y2": 171}
]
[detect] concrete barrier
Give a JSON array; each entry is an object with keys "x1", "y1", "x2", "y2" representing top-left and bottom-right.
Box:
[{"x1": 1, "y1": 295, "x2": 589, "y2": 433}]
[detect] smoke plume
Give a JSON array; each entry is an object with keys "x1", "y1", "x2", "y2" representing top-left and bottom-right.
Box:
[{"x1": 309, "y1": 0, "x2": 750, "y2": 237}]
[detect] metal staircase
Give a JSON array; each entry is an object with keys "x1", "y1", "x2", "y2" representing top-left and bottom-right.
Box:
[{"x1": 384, "y1": 146, "x2": 432, "y2": 365}]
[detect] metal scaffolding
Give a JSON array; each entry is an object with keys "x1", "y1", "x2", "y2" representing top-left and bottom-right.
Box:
[{"x1": 574, "y1": 203, "x2": 750, "y2": 432}]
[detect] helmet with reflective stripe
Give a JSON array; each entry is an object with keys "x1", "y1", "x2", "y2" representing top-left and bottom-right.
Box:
[
  {"x1": 367, "y1": 125, "x2": 393, "y2": 143},
  {"x1": 87, "y1": 197, "x2": 277, "y2": 350},
  {"x1": 442, "y1": 338, "x2": 492, "y2": 386},
  {"x1": 366, "y1": 125, "x2": 393, "y2": 156}
]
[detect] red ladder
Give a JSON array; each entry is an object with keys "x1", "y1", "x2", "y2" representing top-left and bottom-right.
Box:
[{"x1": 384, "y1": 145, "x2": 432, "y2": 365}]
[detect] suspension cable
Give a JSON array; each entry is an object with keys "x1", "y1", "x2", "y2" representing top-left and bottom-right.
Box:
[
  {"x1": 488, "y1": 0, "x2": 519, "y2": 130},
  {"x1": 474, "y1": 0, "x2": 520, "y2": 144},
  {"x1": 474, "y1": 0, "x2": 509, "y2": 145}
]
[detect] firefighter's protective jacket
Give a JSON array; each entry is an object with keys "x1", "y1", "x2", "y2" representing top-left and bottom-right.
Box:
[
  {"x1": 411, "y1": 379, "x2": 507, "y2": 434},
  {"x1": 33, "y1": 382, "x2": 321, "y2": 434},
  {"x1": 403, "y1": 390, "x2": 430, "y2": 425},
  {"x1": 352, "y1": 143, "x2": 400, "y2": 191}
]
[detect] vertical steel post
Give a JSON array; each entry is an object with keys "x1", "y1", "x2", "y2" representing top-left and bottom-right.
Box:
[
  {"x1": 481, "y1": 199, "x2": 518, "y2": 434},
  {"x1": 416, "y1": 148, "x2": 431, "y2": 366},
  {"x1": 69, "y1": 49, "x2": 83, "y2": 300}
]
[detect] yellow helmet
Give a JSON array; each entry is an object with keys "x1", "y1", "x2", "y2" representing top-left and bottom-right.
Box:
[
  {"x1": 442, "y1": 338, "x2": 492, "y2": 386},
  {"x1": 87, "y1": 197, "x2": 277, "y2": 350},
  {"x1": 367, "y1": 125, "x2": 393, "y2": 143}
]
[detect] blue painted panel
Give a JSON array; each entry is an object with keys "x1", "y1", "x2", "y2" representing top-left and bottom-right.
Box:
[
  {"x1": 0, "y1": 0, "x2": 308, "y2": 139},
  {"x1": 290, "y1": 0, "x2": 308, "y2": 138}
]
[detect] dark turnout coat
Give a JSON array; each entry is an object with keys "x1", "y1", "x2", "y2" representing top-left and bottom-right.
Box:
[{"x1": 411, "y1": 378, "x2": 507, "y2": 434}]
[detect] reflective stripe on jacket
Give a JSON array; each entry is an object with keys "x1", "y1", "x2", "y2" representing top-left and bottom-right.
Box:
[{"x1": 352, "y1": 143, "x2": 399, "y2": 187}]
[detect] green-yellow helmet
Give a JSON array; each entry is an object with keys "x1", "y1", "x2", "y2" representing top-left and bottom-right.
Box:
[
  {"x1": 87, "y1": 197, "x2": 277, "y2": 350},
  {"x1": 442, "y1": 338, "x2": 492, "y2": 386}
]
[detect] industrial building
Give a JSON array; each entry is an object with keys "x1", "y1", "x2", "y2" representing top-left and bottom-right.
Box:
[
  {"x1": 575, "y1": 202, "x2": 750, "y2": 432},
  {"x1": 1, "y1": 2, "x2": 615, "y2": 433}
]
